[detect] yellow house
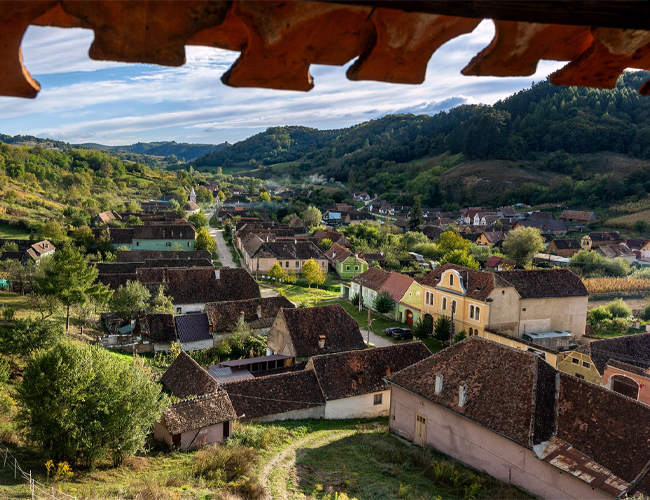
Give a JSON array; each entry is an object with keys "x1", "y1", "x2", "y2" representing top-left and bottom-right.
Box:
[{"x1": 419, "y1": 264, "x2": 589, "y2": 342}]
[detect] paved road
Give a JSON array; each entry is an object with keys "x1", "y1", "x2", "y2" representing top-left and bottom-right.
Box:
[
  {"x1": 361, "y1": 329, "x2": 394, "y2": 347},
  {"x1": 207, "y1": 210, "x2": 237, "y2": 268}
]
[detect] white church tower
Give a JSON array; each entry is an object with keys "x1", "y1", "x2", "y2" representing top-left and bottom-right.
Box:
[{"x1": 189, "y1": 186, "x2": 196, "y2": 204}]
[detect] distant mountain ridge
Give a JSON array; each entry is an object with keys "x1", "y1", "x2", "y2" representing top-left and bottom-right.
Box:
[{"x1": 80, "y1": 140, "x2": 226, "y2": 161}]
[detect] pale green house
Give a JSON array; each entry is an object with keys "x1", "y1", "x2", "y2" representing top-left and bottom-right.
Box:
[
  {"x1": 108, "y1": 224, "x2": 196, "y2": 250},
  {"x1": 348, "y1": 267, "x2": 422, "y2": 325},
  {"x1": 325, "y1": 243, "x2": 367, "y2": 280}
]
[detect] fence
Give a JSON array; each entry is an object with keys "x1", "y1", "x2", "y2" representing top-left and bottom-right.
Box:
[{"x1": 0, "y1": 443, "x2": 76, "y2": 500}]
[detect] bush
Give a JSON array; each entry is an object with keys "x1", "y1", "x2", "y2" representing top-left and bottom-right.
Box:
[
  {"x1": 611, "y1": 317, "x2": 630, "y2": 334},
  {"x1": 607, "y1": 298, "x2": 632, "y2": 318},
  {"x1": 373, "y1": 290, "x2": 394, "y2": 314},
  {"x1": 587, "y1": 306, "x2": 612, "y2": 324},
  {"x1": 350, "y1": 292, "x2": 361, "y2": 307},
  {"x1": 1, "y1": 308, "x2": 15, "y2": 321},
  {"x1": 434, "y1": 316, "x2": 451, "y2": 341},
  {"x1": 453, "y1": 330, "x2": 467, "y2": 343},
  {"x1": 0, "y1": 318, "x2": 63, "y2": 355}
]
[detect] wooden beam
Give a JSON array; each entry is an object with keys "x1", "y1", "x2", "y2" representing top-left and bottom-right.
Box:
[{"x1": 323, "y1": 1, "x2": 650, "y2": 31}]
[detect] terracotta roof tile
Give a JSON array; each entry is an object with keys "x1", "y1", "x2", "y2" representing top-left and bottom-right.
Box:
[
  {"x1": 163, "y1": 391, "x2": 237, "y2": 435},
  {"x1": 578, "y1": 333, "x2": 650, "y2": 374},
  {"x1": 549, "y1": 239, "x2": 581, "y2": 250},
  {"x1": 307, "y1": 343, "x2": 431, "y2": 400},
  {"x1": 204, "y1": 297, "x2": 294, "y2": 332},
  {"x1": 145, "y1": 313, "x2": 177, "y2": 343},
  {"x1": 275, "y1": 305, "x2": 365, "y2": 357},
  {"x1": 116, "y1": 250, "x2": 212, "y2": 262},
  {"x1": 351, "y1": 267, "x2": 390, "y2": 291},
  {"x1": 420, "y1": 264, "x2": 508, "y2": 302},
  {"x1": 560, "y1": 210, "x2": 596, "y2": 221},
  {"x1": 378, "y1": 272, "x2": 415, "y2": 302},
  {"x1": 495, "y1": 269, "x2": 589, "y2": 298},
  {"x1": 161, "y1": 351, "x2": 219, "y2": 399},
  {"x1": 223, "y1": 370, "x2": 325, "y2": 419}
]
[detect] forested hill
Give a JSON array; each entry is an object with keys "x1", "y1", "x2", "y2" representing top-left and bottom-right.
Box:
[
  {"x1": 80, "y1": 140, "x2": 226, "y2": 161},
  {"x1": 191, "y1": 71, "x2": 650, "y2": 208}
]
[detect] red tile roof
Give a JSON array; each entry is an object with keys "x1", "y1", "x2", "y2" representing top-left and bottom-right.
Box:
[
  {"x1": 204, "y1": 297, "x2": 294, "y2": 332},
  {"x1": 161, "y1": 351, "x2": 220, "y2": 399},
  {"x1": 495, "y1": 269, "x2": 589, "y2": 298},
  {"x1": 163, "y1": 391, "x2": 237, "y2": 435},
  {"x1": 306, "y1": 343, "x2": 430, "y2": 400},
  {"x1": 378, "y1": 271, "x2": 415, "y2": 302},
  {"x1": 351, "y1": 267, "x2": 390, "y2": 291},
  {"x1": 420, "y1": 264, "x2": 510, "y2": 302}
]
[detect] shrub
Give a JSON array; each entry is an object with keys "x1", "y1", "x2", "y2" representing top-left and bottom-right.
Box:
[
  {"x1": 0, "y1": 359, "x2": 10, "y2": 387},
  {"x1": 0, "y1": 318, "x2": 63, "y2": 355},
  {"x1": 373, "y1": 291, "x2": 394, "y2": 314},
  {"x1": 350, "y1": 292, "x2": 361, "y2": 307},
  {"x1": 587, "y1": 306, "x2": 612, "y2": 324},
  {"x1": 611, "y1": 317, "x2": 630, "y2": 334},
  {"x1": 1, "y1": 308, "x2": 15, "y2": 321},
  {"x1": 230, "y1": 422, "x2": 295, "y2": 450},
  {"x1": 453, "y1": 330, "x2": 467, "y2": 343},
  {"x1": 434, "y1": 316, "x2": 451, "y2": 342},
  {"x1": 607, "y1": 298, "x2": 632, "y2": 318}
]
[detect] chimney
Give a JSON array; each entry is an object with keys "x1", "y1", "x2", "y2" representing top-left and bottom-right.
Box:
[
  {"x1": 256, "y1": 305, "x2": 262, "y2": 319},
  {"x1": 356, "y1": 370, "x2": 364, "y2": 383},
  {"x1": 458, "y1": 383, "x2": 467, "y2": 407},
  {"x1": 435, "y1": 374, "x2": 443, "y2": 395},
  {"x1": 240, "y1": 311, "x2": 245, "y2": 323},
  {"x1": 215, "y1": 269, "x2": 220, "y2": 280},
  {"x1": 318, "y1": 335, "x2": 326, "y2": 349}
]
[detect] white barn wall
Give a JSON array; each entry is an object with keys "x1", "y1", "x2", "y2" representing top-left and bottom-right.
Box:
[{"x1": 324, "y1": 391, "x2": 390, "y2": 419}]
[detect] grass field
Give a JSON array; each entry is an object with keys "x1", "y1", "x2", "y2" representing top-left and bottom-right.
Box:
[
  {"x1": 605, "y1": 209, "x2": 650, "y2": 229},
  {"x1": 0, "y1": 224, "x2": 30, "y2": 240},
  {"x1": 260, "y1": 282, "x2": 341, "y2": 303},
  {"x1": 0, "y1": 419, "x2": 531, "y2": 500}
]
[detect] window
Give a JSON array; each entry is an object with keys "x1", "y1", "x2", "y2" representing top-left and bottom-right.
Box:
[
  {"x1": 188, "y1": 242, "x2": 191, "y2": 247},
  {"x1": 136, "y1": 242, "x2": 140, "y2": 247},
  {"x1": 355, "y1": 266, "x2": 359, "y2": 271},
  {"x1": 475, "y1": 308, "x2": 480, "y2": 321},
  {"x1": 166, "y1": 242, "x2": 171, "y2": 247},
  {"x1": 346, "y1": 265, "x2": 350, "y2": 271},
  {"x1": 583, "y1": 362, "x2": 590, "y2": 368},
  {"x1": 409, "y1": 292, "x2": 412, "y2": 296},
  {"x1": 286, "y1": 261, "x2": 290, "y2": 268},
  {"x1": 442, "y1": 297, "x2": 447, "y2": 311},
  {"x1": 575, "y1": 374, "x2": 585, "y2": 380},
  {"x1": 449, "y1": 274, "x2": 454, "y2": 286},
  {"x1": 469, "y1": 305, "x2": 474, "y2": 319},
  {"x1": 374, "y1": 393, "x2": 383, "y2": 405},
  {"x1": 572, "y1": 358, "x2": 579, "y2": 364},
  {"x1": 295, "y1": 261, "x2": 299, "y2": 268},
  {"x1": 451, "y1": 300, "x2": 457, "y2": 314}
]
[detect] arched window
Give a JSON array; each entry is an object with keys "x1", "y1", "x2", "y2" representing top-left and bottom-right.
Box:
[
  {"x1": 469, "y1": 328, "x2": 474, "y2": 336},
  {"x1": 469, "y1": 305, "x2": 475, "y2": 319},
  {"x1": 475, "y1": 307, "x2": 481, "y2": 321},
  {"x1": 451, "y1": 300, "x2": 457, "y2": 314},
  {"x1": 442, "y1": 297, "x2": 447, "y2": 311},
  {"x1": 449, "y1": 274, "x2": 454, "y2": 287}
]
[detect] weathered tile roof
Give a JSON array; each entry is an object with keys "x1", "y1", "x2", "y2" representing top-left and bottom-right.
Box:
[
  {"x1": 223, "y1": 370, "x2": 325, "y2": 419},
  {"x1": 495, "y1": 269, "x2": 589, "y2": 298},
  {"x1": 175, "y1": 313, "x2": 212, "y2": 343},
  {"x1": 387, "y1": 337, "x2": 554, "y2": 447},
  {"x1": 156, "y1": 267, "x2": 261, "y2": 303},
  {"x1": 116, "y1": 250, "x2": 212, "y2": 262},
  {"x1": 132, "y1": 223, "x2": 196, "y2": 240},
  {"x1": 421, "y1": 226, "x2": 442, "y2": 240},
  {"x1": 378, "y1": 272, "x2": 416, "y2": 302},
  {"x1": 560, "y1": 210, "x2": 596, "y2": 221},
  {"x1": 97, "y1": 273, "x2": 136, "y2": 289},
  {"x1": 625, "y1": 238, "x2": 649, "y2": 251},
  {"x1": 312, "y1": 230, "x2": 348, "y2": 246},
  {"x1": 586, "y1": 231, "x2": 620, "y2": 242},
  {"x1": 161, "y1": 351, "x2": 220, "y2": 399},
  {"x1": 204, "y1": 297, "x2": 294, "y2": 333},
  {"x1": 324, "y1": 242, "x2": 352, "y2": 263},
  {"x1": 516, "y1": 220, "x2": 568, "y2": 232},
  {"x1": 184, "y1": 201, "x2": 200, "y2": 211},
  {"x1": 96, "y1": 210, "x2": 120, "y2": 224},
  {"x1": 144, "y1": 313, "x2": 177, "y2": 343},
  {"x1": 420, "y1": 264, "x2": 510, "y2": 302},
  {"x1": 597, "y1": 243, "x2": 634, "y2": 259},
  {"x1": 207, "y1": 367, "x2": 255, "y2": 384},
  {"x1": 97, "y1": 262, "x2": 141, "y2": 274},
  {"x1": 307, "y1": 343, "x2": 431, "y2": 400},
  {"x1": 251, "y1": 240, "x2": 327, "y2": 260},
  {"x1": 276, "y1": 305, "x2": 365, "y2": 357},
  {"x1": 529, "y1": 211, "x2": 555, "y2": 220},
  {"x1": 549, "y1": 238, "x2": 581, "y2": 250},
  {"x1": 576, "y1": 333, "x2": 650, "y2": 374},
  {"x1": 163, "y1": 391, "x2": 238, "y2": 435},
  {"x1": 605, "y1": 359, "x2": 650, "y2": 379},
  {"x1": 27, "y1": 240, "x2": 55, "y2": 260},
  {"x1": 351, "y1": 267, "x2": 390, "y2": 291},
  {"x1": 481, "y1": 231, "x2": 505, "y2": 243},
  {"x1": 108, "y1": 228, "x2": 135, "y2": 244},
  {"x1": 498, "y1": 207, "x2": 518, "y2": 217}
]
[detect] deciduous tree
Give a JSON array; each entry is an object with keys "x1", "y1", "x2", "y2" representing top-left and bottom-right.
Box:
[
  {"x1": 194, "y1": 227, "x2": 216, "y2": 252},
  {"x1": 188, "y1": 212, "x2": 208, "y2": 228},
  {"x1": 110, "y1": 280, "x2": 151, "y2": 319},
  {"x1": 302, "y1": 258, "x2": 326, "y2": 289},
  {"x1": 501, "y1": 227, "x2": 545, "y2": 265},
  {"x1": 301, "y1": 206, "x2": 322, "y2": 228}
]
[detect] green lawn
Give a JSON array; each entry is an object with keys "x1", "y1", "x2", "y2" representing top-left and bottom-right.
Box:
[
  {"x1": 260, "y1": 282, "x2": 341, "y2": 303},
  {"x1": 0, "y1": 223, "x2": 30, "y2": 240},
  {"x1": 0, "y1": 292, "x2": 38, "y2": 320}
]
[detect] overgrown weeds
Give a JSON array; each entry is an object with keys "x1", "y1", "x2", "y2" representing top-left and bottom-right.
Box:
[
  {"x1": 192, "y1": 444, "x2": 262, "y2": 499},
  {"x1": 229, "y1": 421, "x2": 301, "y2": 450}
]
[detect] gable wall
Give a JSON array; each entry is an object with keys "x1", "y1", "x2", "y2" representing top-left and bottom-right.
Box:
[
  {"x1": 389, "y1": 385, "x2": 612, "y2": 500},
  {"x1": 518, "y1": 296, "x2": 588, "y2": 340}
]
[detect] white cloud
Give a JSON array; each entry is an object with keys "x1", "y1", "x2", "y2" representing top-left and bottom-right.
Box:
[{"x1": 1, "y1": 21, "x2": 567, "y2": 145}]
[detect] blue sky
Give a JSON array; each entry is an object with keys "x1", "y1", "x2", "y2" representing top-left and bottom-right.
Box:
[{"x1": 0, "y1": 21, "x2": 566, "y2": 146}]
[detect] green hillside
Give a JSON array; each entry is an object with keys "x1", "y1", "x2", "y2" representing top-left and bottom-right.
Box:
[
  {"x1": 192, "y1": 71, "x2": 650, "y2": 210},
  {"x1": 80, "y1": 140, "x2": 226, "y2": 161}
]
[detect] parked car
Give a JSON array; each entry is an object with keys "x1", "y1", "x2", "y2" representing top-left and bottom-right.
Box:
[
  {"x1": 385, "y1": 327, "x2": 403, "y2": 337},
  {"x1": 393, "y1": 328, "x2": 413, "y2": 340}
]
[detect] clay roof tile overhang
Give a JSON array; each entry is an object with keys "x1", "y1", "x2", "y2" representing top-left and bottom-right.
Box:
[{"x1": 4, "y1": 1, "x2": 650, "y2": 100}]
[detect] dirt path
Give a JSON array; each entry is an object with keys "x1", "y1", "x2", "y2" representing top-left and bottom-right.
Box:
[{"x1": 259, "y1": 429, "x2": 355, "y2": 500}]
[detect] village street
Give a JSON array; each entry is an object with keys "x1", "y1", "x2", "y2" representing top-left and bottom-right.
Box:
[{"x1": 207, "y1": 210, "x2": 237, "y2": 268}]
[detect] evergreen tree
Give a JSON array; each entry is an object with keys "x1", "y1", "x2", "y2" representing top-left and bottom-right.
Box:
[{"x1": 409, "y1": 196, "x2": 424, "y2": 231}]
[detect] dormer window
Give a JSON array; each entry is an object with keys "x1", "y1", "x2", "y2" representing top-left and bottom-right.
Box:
[{"x1": 449, "y1": 274, "x2": 454, "y2": 287}]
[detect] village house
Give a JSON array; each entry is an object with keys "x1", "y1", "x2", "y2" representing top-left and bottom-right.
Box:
[
  {"x1": 306, "y1": 343, "x2": 431, "y2": 419},
  {"x1": 625, "y1": 239, "x2": 649, "y2": 261},
  {"x1": 184, "y1": 200, "x2": 201, "y2": 216},
  {"x1": 94, "y1": 210, "x2": 121, "y2": 226},
  {"x1": 475, "y1": 231, "x2": 505, "y2": 247},
  {"x1": 344, "y1": 211, "x2": 375, "y2": 225},
  {"x1": 224, "y1": 370, "x2": 326, "y2": 422},
  {"x1": 161, "y1": 350, "x2": 220, "y2": 399},
  {"x1": 483, "y1": 256, "x2": 517, "y2": 271},
  {"x1": 349, "y1": 268, "x2": 423, "y2": 325},
  {"x1": 546, "y1": 238, "x2": 582, "y2": 257},
  {"x1": 529, "y1": 210, "x2": 555, "y2": 220},
  {"x1": 559, "y1": 333, "x2": 650, "y2": 404},
  {"x1": 312, "y1": 230, "x2": 350, "y2": 247},
  {"x1": 386, "y1": 337, "x2": 650, "y2": 500},
  {"x1": 596, "y1": 243, "x2": 636, "y2": 263},
  {"x1": 325, "y1": 243, "x2": 368, "y2": 280},
  {"x1": 512, "y1": 219, "x2": 568, "y2": 235},
  {"x1": 580, "y1": 232, "x2": 621, "y2": 250},
  {"x1": 105, "y1": 223, "x2": 196, "y2": 250},
  {"x1": 461, "y1": 207, "x2": 488, "y2": 225},
  {"x1": 560, "y1": 209, "x2": 597, "y2": 226},
  {"x1": 175, "y1": 313, "x2": 213, "y2": 351},
  {"x1": 139, "y1": 313, "x2": 177, "y2": 352},
  {"x1": 266, "y1": 305, "x2": 365, "y2": 361},
  {"x1": 26, "y1": 240, "x2": 55, "y2": 263},
  {"x1": 204, "y1": 296, "x2": 294, "y2": 345},
  {"x1": 115, "y1": 250, "x2": 212, "y2": 262},
  {"x1": 154, "y1": 391, "x2": 238, "y2": 451},
  {"x1": 242, "y1": 238, "x2": 328, "y2": 276},
  {"x1": 419, "y1": 264, "x2": 589, "y2": 341},
  {"x1": 496, "y1": 206, "x2": 520, "y2": 219},
  {"x1": 361, "y1": 251, "x2": 386, "y2": 268}
]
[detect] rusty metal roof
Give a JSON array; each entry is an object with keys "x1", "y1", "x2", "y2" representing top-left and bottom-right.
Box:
[
  {"x1": 534, "y1": 436, "x2": 631, "y2": 497},
  {"x1": 4, "y1": 1, "x2": 650, "y2": 99}
]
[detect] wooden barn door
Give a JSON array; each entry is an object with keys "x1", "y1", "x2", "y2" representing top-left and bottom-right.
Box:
[
  {"x1": 415, "y1": 414, "x2": 427, "y2": 447},
  {"x1": 612, "y1": 376, "x2": 639, "y2": 400}
]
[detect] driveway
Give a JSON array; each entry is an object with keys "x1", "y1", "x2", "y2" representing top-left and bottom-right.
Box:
[
  {"x1": 207, "y1": 210, "x2": 237, "y2": 268},
  {"x1": 361, "y1": 329, "x2": 394, "y2": 347}
]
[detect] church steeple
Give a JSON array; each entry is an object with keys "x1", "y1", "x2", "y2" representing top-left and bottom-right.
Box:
[{"x1": 189, "y1": 186, "x2": 196, "y2": 203}]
